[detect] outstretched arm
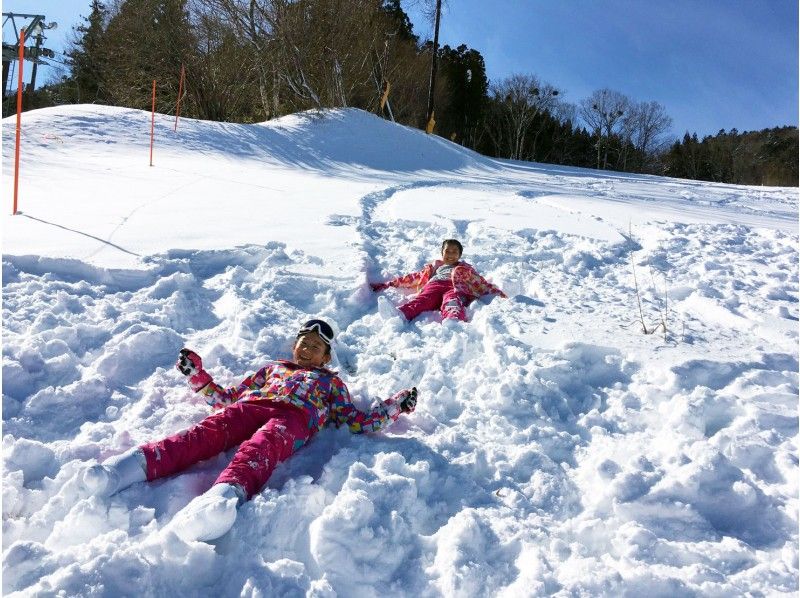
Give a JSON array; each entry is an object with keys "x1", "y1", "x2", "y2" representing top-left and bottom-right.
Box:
[
  {"x1": 371, "y1": 264, "x2": 434, "y2": 292},
  {"x1": 483, "y1": 279, "x2": 507, "y2": 298},
  {"x1": 452, "y1": 265, "x2": 507, "y2": 299},
  {"x1": 176, "y1": 349, "x2": 272, "y2": 409},
  {"x1": 329, "y1": 378, "x2": 418, "y2": 433}
]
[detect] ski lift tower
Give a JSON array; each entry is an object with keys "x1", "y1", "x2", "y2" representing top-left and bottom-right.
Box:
[{"x1": 2, "y1": 13, "x2": 57, "y2": 96}]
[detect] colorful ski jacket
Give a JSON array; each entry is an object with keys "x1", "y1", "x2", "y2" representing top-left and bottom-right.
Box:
[
  {"x1": 192, "y1": 360, "x2": 404, "y2": 434},
  {"x1": 385, "y1": 260, "x2": 507, "y2": 299}
]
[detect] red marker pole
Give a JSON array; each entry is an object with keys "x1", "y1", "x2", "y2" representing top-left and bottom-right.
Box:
[
  {"x1": 12, "y1": 28, "x2": 25, "y2": 215},
  {"x1": 150, "y1": 79, "x2": 156, "y2": 166},
  {"x1": 174, "y1": 64, "x2": 185, "y2": 132}
]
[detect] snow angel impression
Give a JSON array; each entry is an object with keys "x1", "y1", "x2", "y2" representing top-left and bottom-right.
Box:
[
  {"x1": 82, "y1": 319, "x2": 418, "y2": 542},
  {"x1": 371, "y1": 238, "x2": 506, "y2": 322}
]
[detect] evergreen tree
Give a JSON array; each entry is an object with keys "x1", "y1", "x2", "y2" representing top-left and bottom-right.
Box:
[
  {"x1": 101, "y1": 0, "x2": 194, "y2": 112},
  {"x1": 66, "y1": 0, "x2": 109, "y2": 103},
  {"x1": 437, "y1": 44, "x2": 489, "y2": 147},
  {"x1": 759, "y1": 127, "x2": 799, "y2": 185},
  {"x1": 381, "y1": 0, "x2": 417, "y2": 43},
  {"x1": 662, "y1": 127, "x2": 797, "y2": 185}
]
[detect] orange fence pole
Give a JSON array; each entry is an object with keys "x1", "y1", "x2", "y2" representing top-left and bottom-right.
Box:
[
  {"x1": 174, "y1": 64, "x2": 185, "y2": 132},
  {"x1": 150, "y1": 79, "x2": 156, "y2": 166},
  {"x1": 12, "y1": 28, "x2": 25, "y2": 215}
]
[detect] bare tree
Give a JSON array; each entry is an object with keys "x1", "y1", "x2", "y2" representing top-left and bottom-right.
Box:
[
  {"x1": 623, "y1": 100, "x2": 673, "y2": 167},
  {"x1": 195, "y1": 0, "x2": 428, "y2": 120},
  {"x1": 374, "y1": 32, "x2": 430, "y2": 125},
  {"x1": 580, "y1": 88, "x2": 630, "y2": 169},
  {"x1": 488, "y1": 73, "x2": 559, "y2": 160},
  {"x1": 552, "y1": 101, "x2": 576, "y2": 126}
]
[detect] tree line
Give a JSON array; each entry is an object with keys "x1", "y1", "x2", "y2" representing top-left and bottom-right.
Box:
[
  {"x1": 5, "y1": 0, "x2": 797, "y2": 186},
  {"x1": 665, "y1": 127, "x2": 798, "y2": 186}
]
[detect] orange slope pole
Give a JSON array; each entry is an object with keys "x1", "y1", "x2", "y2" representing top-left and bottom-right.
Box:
[{"x1": 12, "y1": 28, "x2": 25, "y2": 215}]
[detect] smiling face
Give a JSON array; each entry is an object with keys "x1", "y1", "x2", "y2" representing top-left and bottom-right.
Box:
[
  {"x1": 293, "y1": 331, "x2": 330, "y2": 369},
  {"x1": 441, "y1": 242, "x2": 462, "y2": 266}
]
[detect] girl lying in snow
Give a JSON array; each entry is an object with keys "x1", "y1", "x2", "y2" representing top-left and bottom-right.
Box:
[
  {"x1": 370, "y1": 239, "x2": 506, "y2": 322},
  {"x1": 82, "y1": 319, "x2": 417, "y2": 542}
]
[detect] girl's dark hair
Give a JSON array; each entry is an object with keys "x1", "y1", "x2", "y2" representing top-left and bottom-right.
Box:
[{"x1": 441, "y1": 239, "x2": 463, "y2": 256}]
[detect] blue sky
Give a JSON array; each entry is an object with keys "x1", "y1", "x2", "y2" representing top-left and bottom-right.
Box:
[
  {"x1": 404, "y1": 0, "x2": 798, "y2": 138},
  {"x1": 4, "y1": 0, "x2": 798, "y2": 139}
]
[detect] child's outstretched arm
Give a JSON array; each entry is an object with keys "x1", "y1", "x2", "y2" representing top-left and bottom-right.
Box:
[
  {"x1": 175, "y1": 348, "x2": 272, "y2": 409},
  {"x1": 482, "y1": 278, "x2": 507, "y2": 298},
  {"x1": 370, "y1": 264, "x2": 434, "y2": 292},
  {"x1": 452, "y1": 265, "x2": 508, "y2": 299},
  {"x1": 329, "y1": 378, "x2": 418, "y2": 433}
]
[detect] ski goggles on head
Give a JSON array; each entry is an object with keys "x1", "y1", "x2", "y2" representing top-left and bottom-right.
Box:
[{"x1": 298, "y1": 319, "x2": 334, "y2": 345}]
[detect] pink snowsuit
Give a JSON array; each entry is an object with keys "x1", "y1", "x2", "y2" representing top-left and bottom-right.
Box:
[
  {"x1": 139, "y1": 360, "x2": 406, "y2": 499},
  {"x1": 384, "y1": 260, "x2": 506, "y2": 322}
]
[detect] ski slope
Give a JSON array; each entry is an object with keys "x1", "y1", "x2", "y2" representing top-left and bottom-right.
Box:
[{"x1": 2, "y1": 105, "x2": 798, "y2": 596}]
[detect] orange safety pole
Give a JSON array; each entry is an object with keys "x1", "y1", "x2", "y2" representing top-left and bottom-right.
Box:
[
  {"x1": 174, "y1": 64, "x2": 185, "y2": 132},
  {"x1": 12, "y1": 28, "x2": 25, "y2": 215},
  {"x1": 150, "y1": 79, "x2": 156, "y2": 166}
]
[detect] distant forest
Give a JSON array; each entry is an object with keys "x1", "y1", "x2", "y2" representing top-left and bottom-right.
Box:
[{"x1": 4, "y1": 0, "x2": 797, "y2": 186}]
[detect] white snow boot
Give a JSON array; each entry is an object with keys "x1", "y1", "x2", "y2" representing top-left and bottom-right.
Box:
[
  {"x1": 83, "y1": 447, "x2": 147, "y2": 497},
  {"x1": 171, "y1": 483, "x2": 245, "y2": 543}
]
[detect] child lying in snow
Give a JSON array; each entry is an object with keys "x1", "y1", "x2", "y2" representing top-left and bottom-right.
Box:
[
  {"x1": 82, "y1": 319, "x2": 417, "y2": 542},
  {"x1": 370, "y1": 239, "x2": 506, "y2": 322}
]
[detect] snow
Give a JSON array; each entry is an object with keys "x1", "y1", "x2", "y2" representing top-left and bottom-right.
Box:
[{"x1": 2, "y1": 105, "x2": 798, "y2": 596}]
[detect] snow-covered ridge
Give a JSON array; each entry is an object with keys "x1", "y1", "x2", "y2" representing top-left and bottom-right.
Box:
[
  {"x1": 2, "y1": 105, "x2": 798, "y2": 596},
  {"x1": 6, "y1": 104, "x2": 487, "y2": 173}
]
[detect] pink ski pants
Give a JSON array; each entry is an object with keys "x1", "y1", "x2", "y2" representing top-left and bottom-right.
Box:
[
  {"x1": 398, "y1": 279, "x2": 467, "y2": 321},
  {"x1": 139, "y1": 400, "x2": 312, "y2": 499}
]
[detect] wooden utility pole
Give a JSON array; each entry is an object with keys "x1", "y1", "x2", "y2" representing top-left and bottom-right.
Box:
[{"x1": 425, "y1": 0, "x2": 442, "y2": 134}]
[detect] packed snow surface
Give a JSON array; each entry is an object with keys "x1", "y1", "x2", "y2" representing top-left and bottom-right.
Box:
[{"x1": 2, "y1": 105, "x2": 798, "y2": 596}]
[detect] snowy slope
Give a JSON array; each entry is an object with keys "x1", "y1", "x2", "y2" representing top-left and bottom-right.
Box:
[{"x1": 2, "y1": 105, "x2": 798, "y2": 596}]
